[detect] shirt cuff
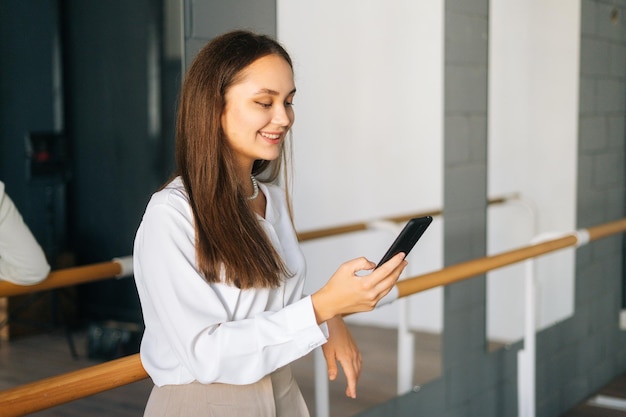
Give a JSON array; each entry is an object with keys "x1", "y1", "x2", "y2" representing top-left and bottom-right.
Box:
[{"x1": 285, "y1": 295, "x2": 328, "y2": 351}]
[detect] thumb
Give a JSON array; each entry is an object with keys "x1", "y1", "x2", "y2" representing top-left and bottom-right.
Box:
[{"x1": 344, "y1": 257, "x2": 376, "y2": 275}]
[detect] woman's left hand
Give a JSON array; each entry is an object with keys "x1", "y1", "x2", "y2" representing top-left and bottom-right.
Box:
[{"x1": 322, "y1": 316, "x2": 362, "y2": 398}]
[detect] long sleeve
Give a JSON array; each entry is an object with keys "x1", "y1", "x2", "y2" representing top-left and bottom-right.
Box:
[
  {"x1": 133, "y1": 179, "x2": 328, "y2": 386},
  {"x1": 0, "y1": 183, "x2": 50, "y2": 285}
]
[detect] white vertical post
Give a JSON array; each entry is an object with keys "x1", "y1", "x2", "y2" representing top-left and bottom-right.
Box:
[
  {"x1": 397, "y1": 296, "x2": 415, "y2": 393},
  {"x1": 367, "y1": 220, "x2": 414, "y2": 394},
  {"x1": 517, "y1": 230, "x2": 582, "y2": 417},
  {"x1": 314, "y1": 347, "x2": 329, "y2": 417},
  {"x1": 522, "y1": 229, "x2": 589, "y2": 416},
  {"x1": 518, "y1": 256, "x2": 536, "y2": 417}
]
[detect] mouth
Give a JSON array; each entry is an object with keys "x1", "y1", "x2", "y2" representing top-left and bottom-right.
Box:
[{"x1": 259, "y1": 131, "x2": 282, "y2": 143}]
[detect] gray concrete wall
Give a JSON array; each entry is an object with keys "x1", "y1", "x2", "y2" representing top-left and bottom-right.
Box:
[{"x1": 539, "y1": 0, "x2": 626, "y2": 415}]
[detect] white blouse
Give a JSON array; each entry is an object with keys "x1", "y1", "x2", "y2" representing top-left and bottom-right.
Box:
[
  {"x1": 133, "y1": 177, "x2": 328, "y2": 386},
  {"x1": 0, "y1": 181, "x2": 50, "y2": 285}
]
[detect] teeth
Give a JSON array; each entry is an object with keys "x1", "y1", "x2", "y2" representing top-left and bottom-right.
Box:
[{"x1": 260, "y1": 132, "x2": 280, "y2": 139}]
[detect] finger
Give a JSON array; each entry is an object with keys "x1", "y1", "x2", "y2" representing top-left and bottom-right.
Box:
[
  {"x1": 327, "y1": 363, "x2": 338, "y2": 381},
  {"x1": 383, "y1": 259, "x2": 408, "y2": 286},
  {"x1": 346, "y1": 384, "x2": 357, "y2": 399},
  {"x1": 324, "y1": 351, "x2": 338, "y2": 381},
  {"x1": 378, "y1": 252, "x2": 407, "y2": 272},
  {"x1": 354, "y1": 352, "x2": 363, "y2": 378},
  {"x1": 368, "y1": 257, "x2": 407, "y2": 292},
  {"x1": 366, "y1": 253, "x2": 406, "y2": 284},
  {"x1": 341, "y1": 360, "x2": 359, "y2": 399},
  {"x1": 368, "y1": 260, "x2": 407, "y2": 303}
]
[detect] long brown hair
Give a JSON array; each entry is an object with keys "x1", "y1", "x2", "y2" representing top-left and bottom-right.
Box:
[{"x1": 175, "y1": 30, "x2": 293, "y2": 288}]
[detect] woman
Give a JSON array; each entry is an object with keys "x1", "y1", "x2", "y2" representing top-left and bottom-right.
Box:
[{"x1": 133, "y1": 30, "x2": 407, "y2": 417}]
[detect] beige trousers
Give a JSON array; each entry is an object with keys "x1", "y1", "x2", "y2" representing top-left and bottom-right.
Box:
[{"x1": 143, "y1": 366, "x2": 310, "y2": 417}]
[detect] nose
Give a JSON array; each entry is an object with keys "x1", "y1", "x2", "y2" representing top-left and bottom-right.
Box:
[{"x1": 272, "y1": 104, "x2": 293, "y2": 127}]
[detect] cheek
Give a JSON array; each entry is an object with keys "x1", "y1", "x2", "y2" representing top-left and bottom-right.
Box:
[
  {"x1": 222, "y1": 108, "x2": 246, "y2": 140},
  {"x1": 231, "y1": 107, "x2": 268, "y2": 133}
]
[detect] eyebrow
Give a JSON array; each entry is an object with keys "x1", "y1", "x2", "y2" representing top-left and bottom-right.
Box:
[{"x1": 254, "y1": 88, "x2": 297, "y2": 96}]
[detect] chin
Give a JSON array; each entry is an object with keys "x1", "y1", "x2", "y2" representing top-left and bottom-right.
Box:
[{"x1": 259, "y1": 152, "x2": 281, "y2": 162}]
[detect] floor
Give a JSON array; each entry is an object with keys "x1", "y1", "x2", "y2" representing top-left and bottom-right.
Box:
[{"x1": 0, "y1": 325, "x2": 624, "y2": 417}]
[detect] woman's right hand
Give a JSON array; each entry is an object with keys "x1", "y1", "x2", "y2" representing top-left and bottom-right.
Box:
[{"x1": 310, "y1": 253, "x2": 408, "y2": 324}]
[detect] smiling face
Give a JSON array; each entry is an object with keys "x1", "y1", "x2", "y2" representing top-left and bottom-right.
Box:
[{"x1": 221, "y1": 54, "x2": 296, "y2": 175}]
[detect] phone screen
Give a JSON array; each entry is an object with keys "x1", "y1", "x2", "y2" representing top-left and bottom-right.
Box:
[{"x1": 376, "y1": 216, "x2": 433, "y2": 268}]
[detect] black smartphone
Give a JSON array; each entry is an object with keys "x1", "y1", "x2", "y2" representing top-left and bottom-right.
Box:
[{"x1": 376, "y1": 216, "x2": 433, "y2": 268}]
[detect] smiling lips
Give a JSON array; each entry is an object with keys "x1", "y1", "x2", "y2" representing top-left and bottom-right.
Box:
[{"x1": 259, "y1": 131, "x2": 282, "y2": 143}]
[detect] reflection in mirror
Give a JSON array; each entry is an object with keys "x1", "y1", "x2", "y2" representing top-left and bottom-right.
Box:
[
  {"x1": 278, "y1": 0, "x2": 444, "y2": 414},
  {"x1": 487, "y1": 0, "x2": 579, "y2": 351},
  {"x1": 0, "y1": 0, "x2": 183, "y2": 414}
]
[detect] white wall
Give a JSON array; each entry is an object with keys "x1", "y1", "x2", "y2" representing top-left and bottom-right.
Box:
[
  {"x1": 277, "y1": 0, "x2": 445, "y2": 332},
  {"x1": 487, "y1": 0, "x2": 580, "y2": 342}
]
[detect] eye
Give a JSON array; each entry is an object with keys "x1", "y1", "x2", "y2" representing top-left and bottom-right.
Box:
[
  {"x1": 255, "y1": 101, "x2": 272, "y2": 109},
  {"x1": 285, "y1": 100, "x2": 294, "y2": 107}
]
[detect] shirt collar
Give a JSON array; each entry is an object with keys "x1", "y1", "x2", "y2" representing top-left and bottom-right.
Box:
[{"x1": 256, "y1": 182, "x2": 280, "y2": 224}]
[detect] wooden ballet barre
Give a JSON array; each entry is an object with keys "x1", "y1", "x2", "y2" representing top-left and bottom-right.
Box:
[
  {"x1": 0, "y1": 354, "x2": 146, "y2": 417},
  {"x1": 296, "y1": 209, "x2": 443, "y2": 241},
  {"x1": 0, "y1": 257, "x2": 133, "y2": 298},
  {"x1": 396, "y1": 218, "x2": 626, "y2": 298},
  {"x1": 296, "y1": 193, "x2": 518, "y2": 241},
  {"x1": 586, "y1": 217, "x2": 626, "y2": 241}
]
